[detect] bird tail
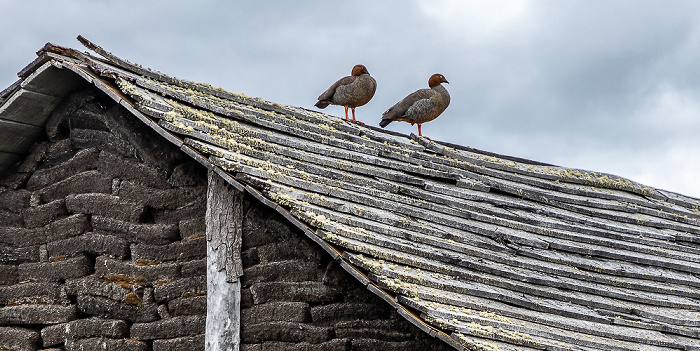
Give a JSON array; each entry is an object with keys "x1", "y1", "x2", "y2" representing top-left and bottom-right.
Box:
[
  {"x1": 315, "y1": 100, "x2": 331, "y2": 109},
  {"x1": 379, "y1": 118, "x2": 392, "y2": 128}
]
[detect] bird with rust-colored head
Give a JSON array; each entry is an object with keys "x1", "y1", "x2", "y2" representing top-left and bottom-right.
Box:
[
  {"x1": 380, "y1": 73, "x2": 450, "y2": 137},
  {"x1": 315, "y1": 64, "x2": 377, "y2": 123}
]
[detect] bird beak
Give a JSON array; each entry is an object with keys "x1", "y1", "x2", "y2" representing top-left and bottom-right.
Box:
[{"x1": 444, "y1": 80, "x2": 449, "y2": 84}]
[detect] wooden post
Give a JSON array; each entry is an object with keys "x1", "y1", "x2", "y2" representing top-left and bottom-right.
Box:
[{"x1": 205, "y1": 169, "x2": 243, "y2": 351}]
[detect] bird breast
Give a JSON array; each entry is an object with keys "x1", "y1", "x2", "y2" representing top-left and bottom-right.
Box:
[
  {"x1": 333, "y1": 74, "x2": 377, "y2": 108},
  {"x1": 405, "y1": 85, "x2": 450, "y2": 123}
]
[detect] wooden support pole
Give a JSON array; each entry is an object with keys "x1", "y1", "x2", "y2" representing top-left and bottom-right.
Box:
[{"x1": 205, "y1": 169, "x2": 243, "y2": 351}]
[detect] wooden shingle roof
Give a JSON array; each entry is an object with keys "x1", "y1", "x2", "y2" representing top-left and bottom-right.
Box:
[{"x1": 3, "y1": 37, "x2": 700, "y2": 350}]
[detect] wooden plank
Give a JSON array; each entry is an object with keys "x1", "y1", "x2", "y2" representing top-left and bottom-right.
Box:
[
  {"x1": 205, "y1": 169, "x2": 242, "y2": 351},
  {"x1": 0, "y1": 119, "x2": 43, "y2": 154},
  {"x1": 0, "y1": 80, "x2": 21, "y2": 104},
  {"x1": 20, "y1": 62, "x2": 86, "y2": 97},
  {"x1": 0, "y1": 88, "x2": 62, "y2": 126}
]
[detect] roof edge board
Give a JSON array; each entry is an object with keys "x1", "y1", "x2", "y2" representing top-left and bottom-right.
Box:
[
  {"x1": 0, "y1": 80, "x2": 21, "y2": 104},
  {"x1": 417, "y1": 133, "x2": 556, "y2": 167},
  {"x1": 19, "y1": 61, "x2": 64, "y2": 96}
]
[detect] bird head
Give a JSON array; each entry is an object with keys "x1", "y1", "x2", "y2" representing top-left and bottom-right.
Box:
[
  {"x1": 428, "y1": 73, "x2": 449, "y2": 87},
  {"x1": 351, "y1": 64, "x2": 370, "y2": 76}
]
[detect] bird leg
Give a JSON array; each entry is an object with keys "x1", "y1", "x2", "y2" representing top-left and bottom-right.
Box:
[
  {"x1": 417, "y1": 124, "x2": 431, "y2": 139},
  {"x1": 351, "y1": 108, "x2": 364, "y2": 124},
  {"x1": 344, "y1": 106, "x2": 350, "y2": 120}
]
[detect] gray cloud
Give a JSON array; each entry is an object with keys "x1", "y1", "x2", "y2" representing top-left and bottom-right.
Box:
[{"x1": 1, "y1": 0, "x2": 699, "y2": 196}]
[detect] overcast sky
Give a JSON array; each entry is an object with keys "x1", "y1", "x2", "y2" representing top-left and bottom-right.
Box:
[{"x1": 2, "y1": 1, "x2": 699, "y2": 198}]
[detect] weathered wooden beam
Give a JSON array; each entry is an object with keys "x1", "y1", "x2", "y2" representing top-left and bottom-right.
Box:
[
  {"x1": 0, "y1": 119, "x2": 44, "y2": 154},
  {"x1": 0, "y1": 88, "x2": 62, "y2": 126},
  {"x1": 205, "y1": 169, "x2": 243, "y2": 351}
]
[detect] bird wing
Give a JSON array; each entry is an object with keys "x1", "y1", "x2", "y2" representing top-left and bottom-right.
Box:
[
  {"x1": 317, "y1": 76, "x2": 356, "y2": 102},
  {"x1": 382, "y1": 88, "x2": 433, "y2": 120}
]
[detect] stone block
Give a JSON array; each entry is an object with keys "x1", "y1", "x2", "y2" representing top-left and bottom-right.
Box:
[
  {"x1": 334, "y1": 320, "x2": 413, "y2": 341},
  {"x1": 241, "y1": 344, "x2": 262, "y2": 351},
  {"x1": 242, "y1": 322, "x2": 333, "y2": 344},
  {"x1": 47, "y1": 232, "x2": 129, "y2": 259},
  {"x1": 152, "y1": 334, "x2": 204, "y2": 351},
  {"x1": 0, "y1": 282, "x2": 63, "y2": 306},
  {"x1": 242, "y1": 247, "x2": 261, "y2": 268},
  {"x1": 168, "y1": 160, "x2": 206, "y2": 187},
  {"x1": 36, "y1": 170, "x2": 113, "y2": 204},
  {"x1": 242, "y1": 260, "x2": 319, "y2": 286},
  {"x1": 3, "y1": 214, "x2": 91, "y2": 247},
  {"x1": 68, "y1": 104, "x2": 112, "y2": 131},
  {"x1": 250, "y1": 282, "x2": 341, "y2": 305},
  {"x1": 0, "y1": 326, "x2": 40, "y2": 351},
  {"x1": 64, "y1": 337, "x2": 148, "y2": 351},
  {"x1": 0, "y1": 245, "x2": 39, "y2": 264},
  {"x1": 130, "y1": 315, "x2": 205, "y2": 340},
  {"x1": 64, "y1": 276, "x2": 134, "y2": 302},
  {"x1": 0, "y1": 189, "x2": 30, "y2": 212},
  {"x1": 349, "y1": 339, "x2": 432, "y2": 351},
  {"x1": 98, "y1": 104, "x2": 186, "y2": 174},
  {"x1": 152, "y1": 201, "x2": 206, "y2": 223},
  {"x1": 322, "y1": 260, "x2": 354, "y2": 289},
  {"x1": 157, "y1": 303, "x2": 170, "y2": 319},
  {"x1": 98, "y1": 151, "x2": 170, "y2": 189},
  {"x1": 71, "y1": 129, "x2": 137, "y2": 161},
  {"x1": 0, "y1": 209, "x2": 23, "y2": 226},
  {"x1": 242, "y1": 205, "x2": 272, "y2": 249},
  {"x1": 241, "y1": 302, "x2": 310, "y2": 325},
  {"x1": 0, "y1": 304, "x2": 77, "y2": 324},
  {"x1": 179, "y1": 217, "x2": 205, "y2": 239},
  {"x1": 25, "y1": 148, "x2": 99, "y2": 191},
  {"x1": 22, "y1": 199, "x2": 68, "y2": 228},
  {"x1": 260, "y1": 340, "x2": 350, "y2": 351},
  {"x1": 0, "y1": 172, "x2": 31, "y2": 191},
  {"x1": 0, "y1": 265, "x2": 17, "y2": 286},
  {"x1": 18, "y1": 255, "x2": 92, "y2": 282},
  {"x1": 45, "y1": 90, "x2": 101, "y2": 142},
  {"x1": 94, "y1": 256, "x2": 180, "y2": 283},
  {"x1": 0, "y1": 227, "x2": 24, "y2": 246},
  {"x1": 310, "y1": 302, "x2": 390, "y2": 325},
  {"x1": 16, "y1": 142, "x2": 49, "y2": 173},
  {"x1": 180, "y1": 258, "x2": 205, "y2": 277},
  {"x1": 153, "y1": 276, "x2": 205, "y2": 303},
  {"x1": 76, "y1": 294, "x2": 158, "y2": 323},
  {"x1": 66, "y1": 193, "x2": 144, "y2": 221},
  {"x1": 257, "y1": 240, "x2": 320, "y2": 264},
  {"x1": 167, "y1": 295, "x2": 206, "y2": 316},
  {"x1": 241, "y1": 289, "x2": 255, "y2": 310},
  {"x1": 43, "y1": 139, "x2": 73, "y2": 163},
  {"x1": 130, "y1": 236, "x2": 205, "y2": 262},
  {"x1": 92, "y1": 216, "x2": 179, "y2": 245},
  {"x1": 118, "y1": 180, "x2": 205, "y2": 210},
  {"x1": 41, "y1": 317, "x2": 128, "y2": 347}
]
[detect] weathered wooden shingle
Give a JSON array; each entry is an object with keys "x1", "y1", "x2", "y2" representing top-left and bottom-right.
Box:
[{"x1": 2, "y1": 37, "x2": 700, "y2": 350}]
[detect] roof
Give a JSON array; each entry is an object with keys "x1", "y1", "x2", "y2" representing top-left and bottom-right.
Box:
[{"x1": 3, "y1": 36, "x2": 700, "y2": 351}]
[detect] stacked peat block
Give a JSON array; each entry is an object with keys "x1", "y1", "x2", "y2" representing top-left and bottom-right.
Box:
[
  {"x1": 0, "y1": 90, "x2": 207, "y2": 350},
  {"x1": 239, "y1": 200, "x2": 452, "y2": 351}
]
